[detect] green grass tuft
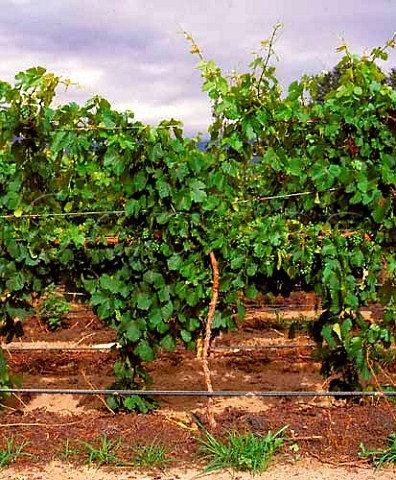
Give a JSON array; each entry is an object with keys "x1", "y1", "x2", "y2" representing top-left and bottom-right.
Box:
[
  {"x1": 198, "y1": 426, "x2": 288, "y2": 475},
  {"x1": 132, "y1": 439, "x2": 173, "y2": 469},
  {"x1": 55, "y1": 439, "x2": 80, "y2": 462},
  {"x1": 0, "y1": 436, "x2": 31, "y2": 468},
  {"x1": 360, "y1": 432, "x2": 396, "y2": 468},
  {"x1": 80, "y1": 434, "x2": 123, "y2": 466}
]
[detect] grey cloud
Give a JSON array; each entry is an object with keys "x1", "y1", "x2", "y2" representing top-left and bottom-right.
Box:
[
  {"x1": 1, "y1": 15, "x2": 160, "y2": 57},
  {"x1": 1, "y1": 0, "x2": 395, "y2": 135}
]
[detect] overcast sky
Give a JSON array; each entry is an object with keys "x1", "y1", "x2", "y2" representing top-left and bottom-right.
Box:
[{"x1": 1, "y1": 0, "x2": 395, "y2": 136}]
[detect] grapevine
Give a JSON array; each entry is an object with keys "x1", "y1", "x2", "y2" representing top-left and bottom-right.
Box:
[{"x1": 0, "y1": 31, "x2": 395, "y2": 410}]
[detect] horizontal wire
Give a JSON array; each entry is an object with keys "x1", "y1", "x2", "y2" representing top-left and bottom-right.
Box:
[
  {"x1": 3, "y1": 346, "x2": 114, "y2": 352},
  {"x1": 15, "y1": 111, "x2": 393, "y2": 131},
  {"x1": 0, "y1": 210, "x2": 125, "y2": 219},
  {"x1": 1, "y1": 388, "x2": 395, "y2": 397},
  {"x1": 56, "y1": 297, "x2": 389, "y2": 310},
  {"x1": 2, "y1": 343, "x2": 316, "y2": 352},
  {"x1": 214, "y1": 344, "x2": 315, "y2": 350},
  {"x1": 0, "y1": 188, "x2": 348, "y2": 220},
  {"x1": 6, "y1": 124, "x2": 184, "y2": 133},
  {"x1": 3, "y1": 197, "x2": 390, "y2": 221},
  {"x1": 245, "y1": 188, "x2": 339, "y2": 202},
  {"x1": 40, "y1": 124, "x2": 184, "y2": 130},
  {"x1": 46, "y1": 296, "x2": 388, "y2": 310},
  {"x1": 245, "y1": 304, "x2": 386, "y2": 311}
]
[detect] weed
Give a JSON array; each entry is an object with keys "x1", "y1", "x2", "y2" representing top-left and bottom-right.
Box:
[
  {"x1": 80, "y1": 434, "x2": 123, "y2": 466},
  {"x1": 0, "y1": 436, "x2": 31, "y2": 468},
  {"x1": 198, "y1": 426, "x2": 288, "y2": 475},
  {"x1": 132, "y1": 439, "x2": 172, "y2": 469},
  {"x1": 288, "y1": 441, "x2": 301, "y2": 461},
  {"x1": 38, "y1": 289, "x2": 71, "y2": 331},
  {"x1": 288, "y1": 315, "x2": 312, "y2": 338},
  {"x1": 360, "y1": 432, "x2": 396, "y2": 468},
  {"x1": 55, "y1": 439, "x2": 80, "y2": 462},
  {"x1": 0, "y1": 349, "x2": 15, "y2": 404}
]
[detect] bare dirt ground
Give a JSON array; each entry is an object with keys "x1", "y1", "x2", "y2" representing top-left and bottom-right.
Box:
[{"x1": 0, "y1": 294, "x2": 395, "y2": 479}]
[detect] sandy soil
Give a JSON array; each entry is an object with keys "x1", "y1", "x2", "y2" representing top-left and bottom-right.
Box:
[{"x1": 0, "y1": 458, "x2": 395, "y2": 480}]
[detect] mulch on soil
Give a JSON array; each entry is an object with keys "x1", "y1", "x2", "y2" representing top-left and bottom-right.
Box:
[{"x1": 0, "y1": 400, "x2": 394, "y2": 466}]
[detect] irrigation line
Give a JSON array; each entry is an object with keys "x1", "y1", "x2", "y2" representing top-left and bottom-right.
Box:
[
  {"x1": 245, "y1": 304, "x2": 386, "y2": 310},
  {"x1": 2, "y1": 343, "x2": 316, "y2": 352},
  {"x1": 1, "y1": 388, "x2": 395, "y2": 397},
  {"x1": 50, "y1": 297, "x2": 390, "y2": 310},
  {"x1": 214, "y1": 344, "x2": 315, "y2": 350},
  {"x1": 3, "y1": 346, "x2": 114, "y2": 352}
]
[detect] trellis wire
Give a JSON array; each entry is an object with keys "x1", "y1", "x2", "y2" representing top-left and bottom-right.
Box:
[
  {"x1": 44, "y1": 124, "x2": 183, "y2": 130},
  {"x1": 214, "y1": 344, "x2": 315, "y2": 350},
  {"x1": 3, "y1": 345, "x2": 113, "y2": 352},
  {"x1": 0, "y1": 187, "x2": 346, "y2": 219},
  {"x1": 64, "y1": 300, "x2": 385, "y2": 310},
  {"x1": 0, "y1": 210, "x2": 125, "y2": 219},
  {"x1": 2, "y1": 343, "x2": 316, "y2": 352},
  {"x1": 23, "y1": 114, "x2": 373, "y2": 130},
  {"x1": 1, "y1": 388, "x2": 395, "y2": 397}
]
